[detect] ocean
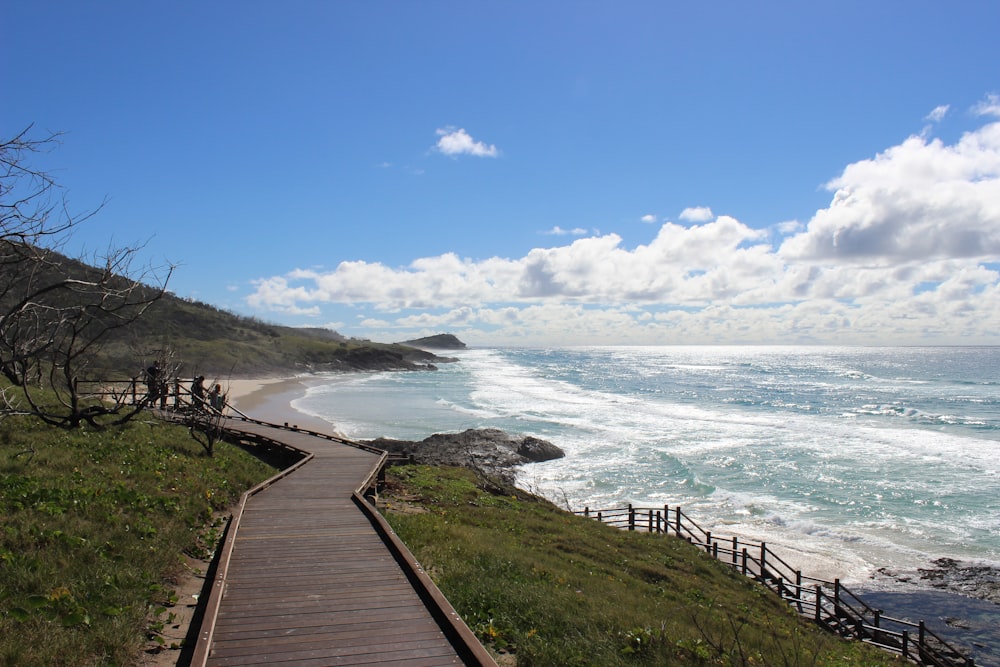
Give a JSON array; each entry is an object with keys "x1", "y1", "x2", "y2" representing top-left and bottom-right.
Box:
[{"x1": 292, "y1": 345, "x2": 999, "y2": 655}]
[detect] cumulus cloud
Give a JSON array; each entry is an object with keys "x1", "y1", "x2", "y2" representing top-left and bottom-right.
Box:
[
  {"x1": 640, "y1": 214, "x2": 658, "y2": 223},
  {"x1": 248, "y1": 98, "x2": 1000, "y2": 345},
  {"x1": 434, "y1": 127, "x2": 499, "y2": 157},
  {"x1": 780, "y1": 113, "x2": 1000, "y2": 262},
  {"x1": 680, "y1": 206, "x2": 714, "y2": 222}
]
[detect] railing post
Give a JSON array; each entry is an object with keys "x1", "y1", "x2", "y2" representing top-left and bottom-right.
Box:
[
  {"x1": 901, "y1": 630, "x2": 909, "y2": 659},
  {"x1": 815, "y1": 585, "x2": 823, "y2": 624},
  {"x1": 918, "y1": 621, "x2": 925, "y2": 651},
  {"x1": 705, "y1": 530, "x2": 712, "y2": 554},
  {"x1": 584, "y1": 507, "x2": 590, "y2": 517},
  {"x1": 795, "y1": 570, "x2": 803, "y2": 612},
  {"x1": 663, "y1": 505, "x2": 669, "y2": 533},
  {"x1": 834, "y1": 579, "x2": 841, "y2": 610},
  {"x1": 655, "y1": 510, "x2": 662, "y2": 533},
  {"x1": 742, "y1": 548, "x2": 749, "y2": 576},
  {"x1": 628, "y1": 504, "x2": 635, "y2": 531},
  {"x1": 648, "y1": 509, "x2": 654, "y2": 532},
  {"x1": 674, "y1": 507, "x2": 682, "y2": 537},
  {"x1": 732, "y1": 535, "x2": 738, "y2": 565},
  {"x1": 760, "y1": 542, "x2": 767, "y2": 579}
]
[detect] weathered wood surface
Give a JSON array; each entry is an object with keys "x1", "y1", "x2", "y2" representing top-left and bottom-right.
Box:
[{"x1": 199, "y1": 419, "x2": 489, "y2": 667}]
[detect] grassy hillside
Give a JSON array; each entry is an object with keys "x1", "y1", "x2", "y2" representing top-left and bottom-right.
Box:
[
  {"x1": 381, "y1": 465, "x2": 902, "y2": 667},
  {"x1": 0, "y1": 245, "x2": 451, "y2": 381},
  {"x1": 0, "y1": 403, "x2": 278, "y2": 666},
  {"x1": 94, "y1": 292, "x2": 449, "y2": 379}
]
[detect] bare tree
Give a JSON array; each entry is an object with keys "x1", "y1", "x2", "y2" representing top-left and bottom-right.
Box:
[{"x1": 0, "y1": 125, "x2": 172, "y2": 428}]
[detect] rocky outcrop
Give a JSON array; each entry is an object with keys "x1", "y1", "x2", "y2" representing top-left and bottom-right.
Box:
[
  {"x1": 873, "y1": 557, "x2": 1000, "y2": 605},
  {"x1": 398, "y1": 334, "x2": 467, "y2": 350},
  {"x1": 365, "y1": 428, "x2": 564, "y2": 483}
]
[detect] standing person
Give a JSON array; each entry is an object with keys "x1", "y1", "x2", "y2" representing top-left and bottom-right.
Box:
[
  {"x1": 191, "y1": 376, "x2": 206, "y2": 410},
  {"x1": 208, "y1": 383, "x2": 225, "y2": 412},
  {"x1": 144, "y1": 361, "x2": 162, "y2": 406}
]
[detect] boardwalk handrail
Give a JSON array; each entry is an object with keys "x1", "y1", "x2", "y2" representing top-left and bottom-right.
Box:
[{"x1": 576, "y1": 504, "x2": 974, "y2": 667}]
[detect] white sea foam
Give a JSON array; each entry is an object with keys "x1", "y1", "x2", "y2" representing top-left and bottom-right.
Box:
[{"x1": 302, "y1": 346, "x2": 1000, "y2": 585}]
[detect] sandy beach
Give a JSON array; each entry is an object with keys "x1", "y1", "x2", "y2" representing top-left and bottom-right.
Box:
[{"x1": 225, "y1": 376, "x2": 340, "y2": 435}]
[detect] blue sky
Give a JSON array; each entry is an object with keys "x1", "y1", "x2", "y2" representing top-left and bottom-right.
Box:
[{"x1": 5, "y1": 1, "x2": 1000, "y2": 345}]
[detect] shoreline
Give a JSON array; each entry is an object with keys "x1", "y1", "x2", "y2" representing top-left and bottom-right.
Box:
[
  {"x1": 219, "y1": 373, "x2": 995, "y2": 665},
  {"x1": 226, "y1": 376, "x2": 339, "y2": 435}
]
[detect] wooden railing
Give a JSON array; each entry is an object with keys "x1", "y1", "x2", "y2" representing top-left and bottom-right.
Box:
[{"x1": 575, "y1": 504, "x2": 975, "y2": 667}]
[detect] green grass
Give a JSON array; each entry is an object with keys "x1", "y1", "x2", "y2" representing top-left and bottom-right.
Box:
[
  {"x1": 0, "y1": 410, "x2": 277, "y2": 667},
  {"x1": 381, "y1": 465, "x2": 903, "y2": 667}
]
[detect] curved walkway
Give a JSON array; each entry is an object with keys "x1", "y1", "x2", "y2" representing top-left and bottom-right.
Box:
[{"x1": 191, "y1": 417, "x2": 497, "y2": 667}]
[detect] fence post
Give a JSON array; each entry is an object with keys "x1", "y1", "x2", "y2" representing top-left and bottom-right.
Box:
[
  {"x1": 795, "y1": 571, "x2": 803, "y2": 611},
  {"x1": 814, "y1": 585, "x2": 823, "y2": 624},
  {"x1": 918, "y1": 621, "x2": 925, "y2": 651},
  {"x1": 584, "y1": 507, "x2": 590, "y2": 517},
  {"x1": 674, "y1": 507, "x2": 682, "y2": 538},
  {"x1": 760, "y1": 542, "x2": 767, "y2": 579},
  {"x1": 705, "y1": 530, "x2": 712, "y2": 554},
  {"x1": 732, "y1": 535, "x2": 738, "y2": 565},
  {"x1": 628, "y1": 504, "x2": 635, "y2": 531},
  {"x1": 742, "y1": 548, "x2": 749, "y2": 576},
  {"x1": 597, "y1": 510, "x2": 603, "y2": 523},
  {"x1": 663, "y1": 505, "x2": 669, "y2": 533},
  {"x1": 901, "y1": 630, "x2": 909, "y2": 659},
  {"x1": 647, "y1": 509, "x2": 653, "y2": 532},
  {"x1": 655, "y1": 510, "x2": 662, "y2": 533}
]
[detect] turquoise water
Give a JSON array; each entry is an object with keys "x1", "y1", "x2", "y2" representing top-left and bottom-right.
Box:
[{"x1": 294, "y1": 346, "x2": 1000, "y2": 585}]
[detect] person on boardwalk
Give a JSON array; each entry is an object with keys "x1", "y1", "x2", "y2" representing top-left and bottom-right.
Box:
[
  {"x1": 208, "y1": 383, "x2": 225, "y2": 413},
  {"x1": 144, "y1": 361, "x2": 163, "y2": 407},
  {"x1": 191, "y1": 376, "x2": 207, "y2": 411}
]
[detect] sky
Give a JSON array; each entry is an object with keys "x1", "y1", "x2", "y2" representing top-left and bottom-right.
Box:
[{"x1": 4, "y1": 1, "x2": 1000, "y2": 346}]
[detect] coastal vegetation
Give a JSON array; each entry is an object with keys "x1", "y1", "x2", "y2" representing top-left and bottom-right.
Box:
[
  {"x1": 380, "y1": 464, "x2": 902, "y2": 666},
  {"x1": 0, "y1": 393, "x2": 276, "y2": 666}
]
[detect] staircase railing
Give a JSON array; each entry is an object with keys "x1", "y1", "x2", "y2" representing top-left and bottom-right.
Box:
[{"x1": 576, "y1": 504, "x2": 974, "y2": 667}]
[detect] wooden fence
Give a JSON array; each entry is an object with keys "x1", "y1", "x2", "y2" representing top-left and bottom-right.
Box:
[{"x1": 575, "y1": 504, "x2": 975, "y2": 667}]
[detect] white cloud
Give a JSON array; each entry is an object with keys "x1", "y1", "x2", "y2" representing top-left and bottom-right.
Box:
[
  {"x1": 973, "y1": 93, "x2": 1000, "y2": 118},
  {"x1": 679, "y1": 206, "x2": 714, "y2": 222},
  {"x1": 780, "y1": 117, "x2": 1000, "y2": 262},
  {"x1": 248, "y1": 104, "x2": 1000, "y2": 345},
  {"x1": 434, "y1": 127, "x2": 499, "y2": 157},
  {"x1": 640, "y1": 214, "x2": 658, "y2": 223},
  {"x1": 542, "y1": 226, "x2": 589, "y2": 236},
  {"x1": 925, "y1": 105, "x2": 949, "y2": 123}
]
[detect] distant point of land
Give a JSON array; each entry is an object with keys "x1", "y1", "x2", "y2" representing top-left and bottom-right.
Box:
[{"x1": 398, "y1": 333, "x2": 467, "y2": 350}]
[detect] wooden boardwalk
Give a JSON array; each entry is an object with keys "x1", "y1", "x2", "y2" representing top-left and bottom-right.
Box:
[{"x1": 191, "y1": 418, "x2": 496, "y2": 667}]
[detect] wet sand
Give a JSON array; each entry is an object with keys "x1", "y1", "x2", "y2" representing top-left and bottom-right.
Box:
[{"x1": 226, "y1": 376, "x2": 339, "y2": 435}]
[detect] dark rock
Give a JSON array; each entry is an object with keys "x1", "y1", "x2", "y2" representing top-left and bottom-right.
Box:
[
  {"x1": 873, "y1": 558, "x2": 1000, "y2": 606},
  {"x1": 365, "y1": 428, "x2": 564, "y2": 483}
]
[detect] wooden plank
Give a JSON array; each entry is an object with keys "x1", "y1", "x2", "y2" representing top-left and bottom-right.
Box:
[{"x1": 200, "y1": 419, "x2": 494, "y2": 667}]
